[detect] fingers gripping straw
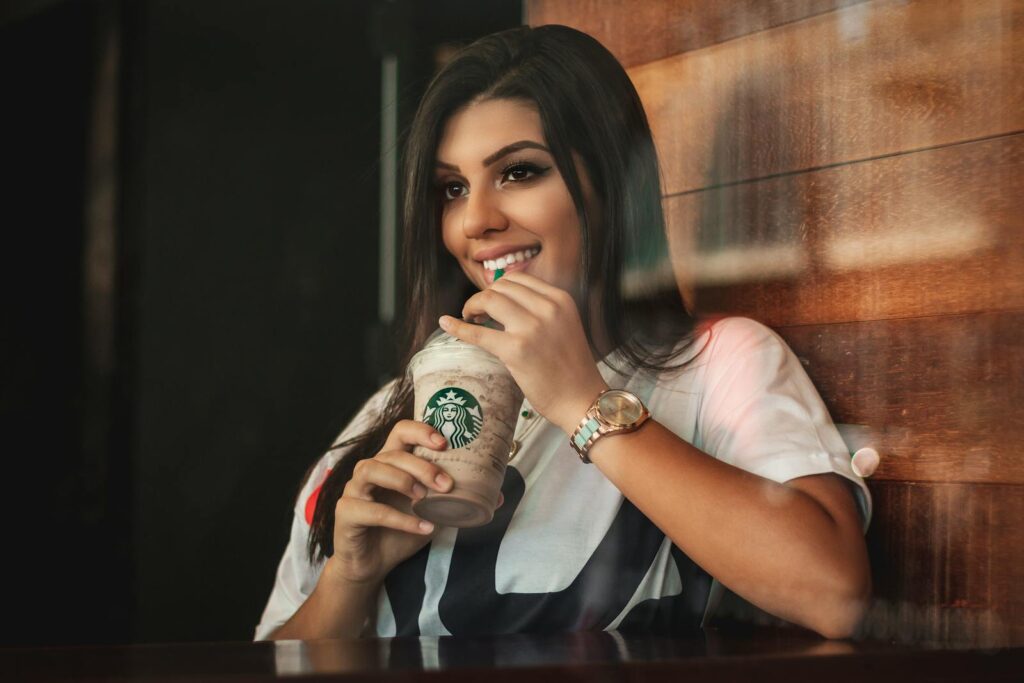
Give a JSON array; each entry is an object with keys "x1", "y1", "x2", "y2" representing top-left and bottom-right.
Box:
[{"x1": 408, "y1": 330, "x2": 523, "y2": 527}]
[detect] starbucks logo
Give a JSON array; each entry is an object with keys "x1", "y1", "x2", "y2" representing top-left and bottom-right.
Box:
[{"x1": 423, "y1": 388, "x2": 483, "y2": 449}]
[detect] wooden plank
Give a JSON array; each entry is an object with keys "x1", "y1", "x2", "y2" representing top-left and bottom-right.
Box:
[
  {"x1": 629, "y1": 0, "x2": 1024, "y2": 195},
  {"x1": 862, "y1": 480, "x2": 1023, "y2": 646},
  {"x1": 773, "y1": 311, "x2": 1024, "y2": 485},
  {"x1": 664, "y1": 134, "x2": 1024, "y2": 326},
  {"x1": 526, "y1": 0, "x2": 869, "y2": 68}
]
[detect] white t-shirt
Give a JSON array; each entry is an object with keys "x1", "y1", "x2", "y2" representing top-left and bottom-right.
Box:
[{"x1": 254, "y1": 316, "x2": 872, "y2": 640}]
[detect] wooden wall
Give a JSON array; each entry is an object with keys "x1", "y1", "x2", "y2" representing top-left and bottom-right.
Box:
[{"x1": 529, "y1": 0, "x2": 1022, "y2": 645}]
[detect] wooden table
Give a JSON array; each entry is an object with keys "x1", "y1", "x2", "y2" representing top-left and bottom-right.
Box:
[{"x1": 2, "y1": 628, "x2": 1020, "y2": 681}]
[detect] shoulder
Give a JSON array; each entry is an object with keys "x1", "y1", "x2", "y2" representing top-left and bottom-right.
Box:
[
  {"x1": 330, "y1": 377, "x2": 402, "y2": 460},
  {"x1": 317, "y1": 377, "x2": 400, "y2": 470},
  {"x1": 682, "y1": 316, "x2": 788, "y2": 371},
  {"x1": 294, "y1": 378, "x2": 401, "y2": 518},
  {"x1": 684, "y1": 316, "x2": 813, "y2": 411},
  {"x1": 330, "y1": 377, "x2": 401, "y2": 450},
  {"x1": 702, "y1": 316, "x2": 780, "y2": 352}
]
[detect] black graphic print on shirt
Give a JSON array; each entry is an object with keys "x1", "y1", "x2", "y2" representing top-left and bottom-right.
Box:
[
  {"x1": 385, "y1": 466, "x2": 711, "y2": 636},
  {"x1": 383, "y1": 541, "x2": 430, "y2": 635}
]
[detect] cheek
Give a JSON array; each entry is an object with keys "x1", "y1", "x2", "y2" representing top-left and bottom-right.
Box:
[
  {"x1": 509, "y1": 185, "x2": 581, "y2": 242},
  {"x1": 546, "y1": 200, "x2": 583, "y2": 263},
  {"x1": 440, "y1": 212, "x2": 461, "y2": 256}
]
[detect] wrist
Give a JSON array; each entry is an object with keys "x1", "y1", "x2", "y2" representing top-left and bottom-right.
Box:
[
  {"x1": 291, "y1": 556, "x2": 379, "y2": 640},
  {"x1": 555, "y1": 380, "x2": 610, "y2": 435},
  {"x1": 322, "y1": 556, "x2": 384, "y2": 595},
  {"x1": 567, "y1": 387, "x2": 652, "y2": 463}
]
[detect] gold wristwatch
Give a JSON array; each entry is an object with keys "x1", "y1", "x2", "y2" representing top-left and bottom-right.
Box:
[{"x1": 569, "y1": 389, "x2": 650, "y2": 463}]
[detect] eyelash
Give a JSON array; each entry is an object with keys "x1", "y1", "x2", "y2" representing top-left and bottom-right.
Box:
[
  {"x1": 439, "y1": 160, "x2": 551, "y2": 201},
  {"x1": 499, "y1": 159, "x2": 550, "y2": 184}
]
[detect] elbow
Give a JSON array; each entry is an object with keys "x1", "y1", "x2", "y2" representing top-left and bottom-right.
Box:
[
  {"x1": 807, "y1": 571, "x2": 873, "y2": 640},
  {"x1": 812, "y1": 609, "x2": 864, "y2": 640}
]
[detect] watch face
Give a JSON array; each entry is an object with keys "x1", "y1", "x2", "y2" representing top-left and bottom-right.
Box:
[{"x1": 597, "y1": 390, "x2": 643, "y2": 427}]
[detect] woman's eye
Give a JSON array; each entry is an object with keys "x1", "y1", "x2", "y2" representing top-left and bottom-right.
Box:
[
  {"x1": 443, "y1": 181, "x2": 467, "y2": 201},
  {"x1": 500, "y1": 162, "x2": 548, "y2": 185}
]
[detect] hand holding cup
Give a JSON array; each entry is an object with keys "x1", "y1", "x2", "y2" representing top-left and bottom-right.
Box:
[{"x1": 327, "y1": 420, "x2": 452, "y2": 586}]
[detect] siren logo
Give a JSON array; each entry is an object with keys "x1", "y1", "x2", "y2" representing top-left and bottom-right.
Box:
[{"x1": 423, "y1": 388, "x2": 483, "y2": 449}]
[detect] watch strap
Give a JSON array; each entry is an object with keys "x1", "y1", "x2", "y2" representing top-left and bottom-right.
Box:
[{"x1": 571, "y1": 415, "x2": 602, "y2": 464}]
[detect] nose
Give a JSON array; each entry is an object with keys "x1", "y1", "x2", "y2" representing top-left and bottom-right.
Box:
[{"x1": 460, "y1": 186, "x2": 508, "y2": 239}]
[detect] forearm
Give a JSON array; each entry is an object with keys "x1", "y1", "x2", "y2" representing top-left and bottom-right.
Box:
[
  {"x1": 587, "y1": 420, "x2": 871, "y2": 638},
  {"x1": 268, "y1": 558, "x2": 378, "y2": 640}
]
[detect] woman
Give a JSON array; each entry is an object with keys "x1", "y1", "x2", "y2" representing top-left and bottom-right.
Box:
[{"x1": 256, "y1": 25, "x2": 871, "y2": 641}]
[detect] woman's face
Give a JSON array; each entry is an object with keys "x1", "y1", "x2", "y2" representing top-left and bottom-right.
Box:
[
  {"x1": 441, "y1": 404, "x2": 458, "y2": 421},
  {"x1": 435, "y1": 97, "x2": 590, "y2": 294}
]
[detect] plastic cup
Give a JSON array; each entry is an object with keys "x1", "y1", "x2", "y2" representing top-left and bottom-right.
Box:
[{"x1": 408, "y1": 331, "x2": 523, "y2": 527}]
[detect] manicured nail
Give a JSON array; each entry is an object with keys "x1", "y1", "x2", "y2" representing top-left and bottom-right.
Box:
[
  {"x1": 431, "y1": 433, "x2": 446, "y2": 447},
  {"x1": 435, "y1": 472, "x2": 453, "y2": 490},
  {"x1": 419, "y1": 520, "x2": 434, "y2": 533},
  {"x1": 412, "y1": 483, "x2": 427, "y2": 499},
  {"x1": 438, "y1": 315, "x2": 451, "y2": 330}
]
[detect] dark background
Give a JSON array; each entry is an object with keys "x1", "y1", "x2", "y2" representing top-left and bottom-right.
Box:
[{"x1": 0, "y1": 0, "x2": 520, "y2": 646}]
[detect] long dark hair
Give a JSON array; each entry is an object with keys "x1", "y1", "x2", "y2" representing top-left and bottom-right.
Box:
[{"x1": 307, "y1": 25, "x2": 701, "y2": 563}]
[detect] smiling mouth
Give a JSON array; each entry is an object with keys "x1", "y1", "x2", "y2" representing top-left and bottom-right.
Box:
[{"x1": 482, "y1": 247, "x2": 541, "y2": 272}]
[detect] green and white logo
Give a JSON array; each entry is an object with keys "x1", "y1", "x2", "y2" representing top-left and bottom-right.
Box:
[{"x1": 423, "y1": 387, "x2": 483, "y2": 449}]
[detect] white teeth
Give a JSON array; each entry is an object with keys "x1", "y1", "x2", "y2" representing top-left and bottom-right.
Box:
[{"x1": 482, "y1": 247, "x2": 541, "y2": 271}]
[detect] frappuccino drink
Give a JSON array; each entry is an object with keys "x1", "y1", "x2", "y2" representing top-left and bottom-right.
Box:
[{"x1": 408, "y1": 332, "x2": 522, "y2": 527}]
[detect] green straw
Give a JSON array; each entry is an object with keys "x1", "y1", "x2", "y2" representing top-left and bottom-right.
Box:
[{"x1": 494, "y1": 268, "x2": 505, "y2": 281}]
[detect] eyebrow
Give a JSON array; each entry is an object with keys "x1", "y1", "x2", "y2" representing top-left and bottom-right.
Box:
[{"x1": 435, "y1": 140, "x2": 550, "y2": 172}]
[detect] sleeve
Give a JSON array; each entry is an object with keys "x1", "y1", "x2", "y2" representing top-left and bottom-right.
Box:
[
  {"x1": 253, "y1": 379, "x2": 398, "y2": 641},
  {"x1": 695, "y1": 317, "x2": 872, "y2": 530}
]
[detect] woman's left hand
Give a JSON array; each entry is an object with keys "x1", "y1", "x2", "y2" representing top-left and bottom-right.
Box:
[{"x1": 439, "y1": 271, "x2": 609, "y2": 434}]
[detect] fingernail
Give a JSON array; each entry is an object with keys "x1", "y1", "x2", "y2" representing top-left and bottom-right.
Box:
[
  {"x1": 412, "y1": 483, "x2": 427, "y2": 499},
  {"x1": 431, "y1": 433, "x2": 446, "y2": 447},
  {"x1": 438, "y1": 315, "x2": 451, "y2": 330},
  {"x1": 435, "y1": 472, "x2": 453, "y2": 490},
  {"x1": 419, "y1": 520, "x2": 434, "y2": 533}
]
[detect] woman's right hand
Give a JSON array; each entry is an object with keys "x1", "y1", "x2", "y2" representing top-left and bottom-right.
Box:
[{"x1": 325, "y1": 420, "x2": 453, "y2": 588}]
